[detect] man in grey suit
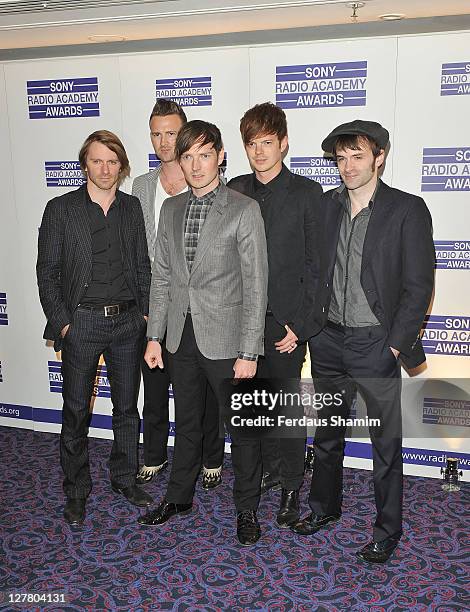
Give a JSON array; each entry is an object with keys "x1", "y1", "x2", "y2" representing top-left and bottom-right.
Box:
[
  {"x1": 132, "y1": 99, "x2": 224, "y2": 488},
  {"x1": 138, "y1": 120, "x2": 269, "y2": 545}
]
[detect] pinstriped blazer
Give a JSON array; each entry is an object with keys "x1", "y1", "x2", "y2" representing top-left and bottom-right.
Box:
[
  {"x1": 36, "y1": 184, "x2": 151, "y2": 351},
  {"x1": 131, "y1": 167, "x2": 162, "y2": 263},
  {"x1": 147, "y1": 183, "x2": 268, "y2": 360}
]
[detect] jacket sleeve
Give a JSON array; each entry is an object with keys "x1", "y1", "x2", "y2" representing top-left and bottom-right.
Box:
[
  {"x1": 36, "y1": 199, "x2": 71, "y2": 337},
  {"x1": 290, "y1": 181, "x2": 323, "y2": 341},
  {"x1": 388, "y1": 197, "x2": 435, "y2": 356},
  {"x1": 237, "y1": 200, "x2": 269, "y2": 356}
]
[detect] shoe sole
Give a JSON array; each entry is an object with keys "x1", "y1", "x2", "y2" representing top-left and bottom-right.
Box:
[
  {"x1": 237, "y1": 533, "x2": 261, "y2": 546},
  {"x1": 64, "y1": 518, "x2": 84, "y2": 526}
]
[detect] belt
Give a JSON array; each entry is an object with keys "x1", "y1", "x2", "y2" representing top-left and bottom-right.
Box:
[
  {"x1": 78, "y1": 300, "x2": 136, "y2": 317},
  {"x1": 326, "y1": 320, "x2": 345, "y2": 333}
]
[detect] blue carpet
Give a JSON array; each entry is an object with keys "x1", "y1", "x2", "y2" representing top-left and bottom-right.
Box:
[{"x1": 0, "y1": 426, "x2": 468, "y2": 611}]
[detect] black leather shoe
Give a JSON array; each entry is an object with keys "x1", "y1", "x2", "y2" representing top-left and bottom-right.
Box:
[
  {"x1": 137, "y1": 501, "x2": 193, "y2": 525},
  {"x1": 276, "y1": 489, "x2": 300, "y2": 528},
  {"x1": 260, "y1": 472, "x2": 281, "y2": 495},
  {"x1": 64, "y1": 498, "x2": 86, "y2": 525},
  {"x1": 237, "y1": 510, "x2": 261, "y2": 546},
  {"x1": 291, "y1": 512, "x2": 341, "y2": 535},
  {"x1": 356, "y1": 534, "x2": 401, "y2": 563},
  {"x1": 111, "y1": 484, "x2": 153, "y2": 507},
  {"x1": 305, "y1": 446, "x2": 315, "y2": 472}
]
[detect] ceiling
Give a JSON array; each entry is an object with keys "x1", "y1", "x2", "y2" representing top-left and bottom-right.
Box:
[{"x1": 1, "y1": 0, "x2": 470, "y2": 59}]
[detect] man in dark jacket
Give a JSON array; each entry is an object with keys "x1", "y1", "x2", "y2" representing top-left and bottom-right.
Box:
[
  {"x1": 37, "y1": 130, "x2": 153, "y2": 525},
  {"x1": 292, "y1": 120, "x2": 435, "y2": 564},
  {"x1": 228, "y1": 102, "x2": 323, "y2": 537}
]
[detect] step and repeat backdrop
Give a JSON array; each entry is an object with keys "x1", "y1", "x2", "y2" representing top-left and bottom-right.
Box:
[{"x1": 0, "y1": 31, "x2": 469, "y2": 478}]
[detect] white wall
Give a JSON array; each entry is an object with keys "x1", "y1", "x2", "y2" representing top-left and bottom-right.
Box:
[{"x1": 1, "y1": 31, "x2": 469, "y2": 477}]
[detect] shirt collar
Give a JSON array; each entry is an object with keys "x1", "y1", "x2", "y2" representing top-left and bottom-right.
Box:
[
  {"x1": 85, "y1": 186, "x2": 120, "y2": 208},
  {"x1": 333, "y1": 179, "x2": 381, "y2": 212},
  {"x1": 253, "y1": 163, "x2": 290, "y2": 194},
  {"x1": 189, "y1": 184, "x2": 220, "y2": 204}
]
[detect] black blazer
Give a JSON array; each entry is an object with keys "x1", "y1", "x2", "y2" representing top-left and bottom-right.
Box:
[
  {"x1": 314, "y1": 180, "x2": 435, "y2": 369},
  {"x1": 228, "y1": 167, "x2": 323, "y2": 341},
  {"x1": 37, "y1": 184, "x2": 151, "y2": 351}
]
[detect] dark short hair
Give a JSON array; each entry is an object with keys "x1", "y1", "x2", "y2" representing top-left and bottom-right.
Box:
[
  {"x1": 333, "y1": 134, "x2": 382, "y2": 159},
  {"x1": 240, "y1": 102, "x2": 287, "y2": 145},
  {"x1": 78, "y1": 130, "x2": 130, "y2": 181},
  {"x1": 149, "y1": 98, "x2": 187, "y2": 125},
  {"x1": 174, "y1": 120, "x2": 223, "y2": 160}
]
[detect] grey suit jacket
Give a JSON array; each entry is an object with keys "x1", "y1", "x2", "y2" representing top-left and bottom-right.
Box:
[
  {"x1": 132, "y1": 167, "x2": 162, "y2": 262},
  {"x1": 147, "y1": 183, "x2": 268, "y2": 359}
]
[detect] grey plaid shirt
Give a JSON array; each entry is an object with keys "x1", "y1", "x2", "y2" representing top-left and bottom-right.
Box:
[
  {"x1": 183, "y1": 185, "x2": 256, "y2": 362},
  {"x1": 184, "y1": 186, "x2": 219, "y2": 271}
]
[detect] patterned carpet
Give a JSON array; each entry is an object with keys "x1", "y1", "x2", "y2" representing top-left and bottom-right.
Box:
[{"x1": 1, "y1": 426, "x2": 468, "y2": 612}]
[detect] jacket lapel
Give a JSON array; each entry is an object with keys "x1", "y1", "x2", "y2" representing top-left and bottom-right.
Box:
[
  {"x1": 361, "y1": 181, "x2": 396, "y2": 272},
  {"x1": 172, "y1": 192, "x2": 191, "y2": 280},
  {"x1": 190, "y1": 184, "x2": 228, "y2": 276},
  {"x1": 145, "y1": 167, "x2": 161, "y2": 224},
  {"x1": 325, "y1": 196, "x2": 344, "y2": 281},
  {"x1": 69, "y1": 186, "x2": 92, "y2": 266}
]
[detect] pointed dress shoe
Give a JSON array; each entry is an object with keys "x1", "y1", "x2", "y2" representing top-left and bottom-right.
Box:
[
  {"x1": 138, "y1": 500, "x2": 193, "y2": 526},
  {"x1": 136, "y1": 461, "x2": 168, "y2": 484},
  {"x1": 64, "y1": 498, "x2": 86, "y2": 525},
  {"x1": 237, "y1": 510, "x2": 261, "y2": 546},
  {"x1": 202, "y1": 465, "x2": 222, "y2": 490},
  {"x1": 111, "y1": 484, "x2": 153, "y2": 507},
  {"x1": 356, "y1": 534, "x2": 401, "y2": 563},
  {"x1": 276, "y1": 489, "x2": 300, "y2": 528},
  {"x1": 291, "y1": 512, "x2": 341, "y2": 535},
  {"x1": 260, "y1": 472, "x2": 282, "y2": 495}
]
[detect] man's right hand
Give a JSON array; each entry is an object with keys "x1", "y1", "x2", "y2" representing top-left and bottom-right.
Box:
[
  {"x1": 144, "y1": 340, "x2": 164, "y2": 369},
  {"x1": 60, "y1": 324, "x2": 70, "y2": 338}
]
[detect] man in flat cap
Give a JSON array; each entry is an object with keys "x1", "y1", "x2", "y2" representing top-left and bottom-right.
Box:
[{"x1": 292, "y1": 120, "x2": 435, "y2": 563}]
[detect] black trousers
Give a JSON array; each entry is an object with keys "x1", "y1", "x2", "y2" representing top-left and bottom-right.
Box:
[
  {"x1": 308, "y1": 324, "x2": 403, "y2": 541},
  {"x1": 256, "y1": 315, "x2": 306, "y2": 491},
  {"x1": 166, "y1": 316, "x2": 263, "y2": 508},
  {"x1": 141, "y1": 347, "x2": 223, "y2": 469},
  {"x1": 60, "y1": 305, "x2": 146, "y2": 499}
]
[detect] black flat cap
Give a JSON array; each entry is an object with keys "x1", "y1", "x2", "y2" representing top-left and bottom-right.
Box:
[{"x1": 322, "y1": 119, "x2": 389, "y2": 154}]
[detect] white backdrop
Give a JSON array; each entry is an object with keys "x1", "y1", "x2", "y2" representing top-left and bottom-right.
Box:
[{"x1": 0, "y1": 31, "x2": 469, "y2": 478}]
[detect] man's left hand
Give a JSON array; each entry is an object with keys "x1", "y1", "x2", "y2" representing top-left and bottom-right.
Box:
[
  {"x1": 275, "y1": 325, "x2": 298, "y2": 354},
  {"x1": 233, "y1": 358, "x2": 257, "y2": 379}
]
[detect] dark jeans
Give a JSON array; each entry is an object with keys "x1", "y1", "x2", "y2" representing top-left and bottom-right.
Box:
[
  {"x1": 308, "y1": 324, "x2": 403, "y2": 541},
  {"x1": 60, "y1": 305, "x2": 146, "y2": 499}
]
